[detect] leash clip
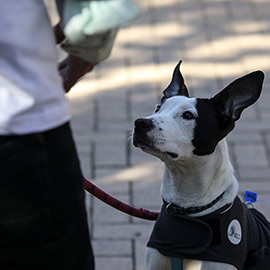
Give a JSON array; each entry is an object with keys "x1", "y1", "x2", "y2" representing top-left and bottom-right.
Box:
[
  {"x1": 166, "y1": 203, "x2": 188, "y2": 215},
  {"x1": 166, "y1": 203, "x2": 184, "y2": 215},
  {"x1": 165, "y1": 203, "x2": 173, "y2": 215}
]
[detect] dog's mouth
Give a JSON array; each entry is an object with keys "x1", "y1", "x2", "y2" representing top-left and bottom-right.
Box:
[
  {"x1": 166, "y1": 152, "x2": 178, "y2": 159},
  {"x1": 133, "y1": 132, "x2": 153, "y2": 149},
  {"x1": 139, "y1": 146, "x2": 179, "y2": 160},
  {"x1": 133, "y1": 134, "x2": 179, "y2": 159}
]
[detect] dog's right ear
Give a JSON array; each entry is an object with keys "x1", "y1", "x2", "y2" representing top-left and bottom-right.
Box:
[
  {"x1": 162, "y1": 60, "x2": 189, "y2": 101},
  {"x1": 212, "y1": 70, "x2": 264, "y2": 127}
]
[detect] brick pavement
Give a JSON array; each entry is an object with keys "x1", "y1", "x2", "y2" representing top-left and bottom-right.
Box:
[{"x1": 48, "y1": 0, "x2": 270, "y2": 269}]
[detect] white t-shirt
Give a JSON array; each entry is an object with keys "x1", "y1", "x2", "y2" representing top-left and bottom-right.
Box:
[{"x1": 0, "y1": 0, "x2": 70, "y2": 135}]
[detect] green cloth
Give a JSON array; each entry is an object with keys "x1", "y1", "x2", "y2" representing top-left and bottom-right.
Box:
[
  {"x1": 56, "y1": 0, "x2": 139, "y2": 62},
  {"x1": 61, "y1": 0, "x2": 139, "y2": 43}
]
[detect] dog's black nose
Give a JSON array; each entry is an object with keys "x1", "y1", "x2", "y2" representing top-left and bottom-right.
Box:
[{"x1": 134, "y1": 118, "x2": 153, "y2": 131}]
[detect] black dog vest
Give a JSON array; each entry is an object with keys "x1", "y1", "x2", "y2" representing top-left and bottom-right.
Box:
[{"x1": 147, "y1": 197, "x2": 270, "y2": 269}]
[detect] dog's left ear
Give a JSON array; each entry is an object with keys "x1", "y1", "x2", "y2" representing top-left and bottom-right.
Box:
[
  {"x1": 162, "y1": 60, "x2": 189, "y2": 100},
  {"x1": 212, "y1": 71, "x2": 264, "y2": 126}
]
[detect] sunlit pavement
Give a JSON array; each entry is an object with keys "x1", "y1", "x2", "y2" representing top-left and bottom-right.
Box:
[{"x1": 48, "y1": 1, "x2": 270, "y2": 269}]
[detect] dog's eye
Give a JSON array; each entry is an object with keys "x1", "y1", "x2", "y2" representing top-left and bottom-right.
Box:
[
  {"x1": 182, "y1": 111, "x2": 195, "y2": 120},
  {"x1": 154, "y1": 104, "x2": 161, "y2": 113}
]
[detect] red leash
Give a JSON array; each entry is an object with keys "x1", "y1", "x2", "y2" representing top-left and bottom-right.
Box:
[{"x1": 84, "y1": 177, "x2": 159, "y2": 221}]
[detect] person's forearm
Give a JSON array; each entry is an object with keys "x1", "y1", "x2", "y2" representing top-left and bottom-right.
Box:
[
  {"x1": 54, "y1": 22, "x2": 97, "y2": 92},
  {"x1": 54, "y1": 22, "x2": 65, "y2": 44}
]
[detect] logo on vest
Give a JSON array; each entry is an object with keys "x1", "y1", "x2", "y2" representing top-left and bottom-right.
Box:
[{"x1": 227, "y1": 219, "x2": 242, "y2": 245}]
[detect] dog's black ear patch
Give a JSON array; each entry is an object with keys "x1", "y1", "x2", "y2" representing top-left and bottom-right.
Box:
[
  {"x1": 193, "y1": 71, "x2": 264, "y2": 156},
  {"x1": 212, "y1": 71, "x2": 264, "y2": 126},
  {"x1": 193, "y1": 99, "x2": 235, "y2": 156},
  {"x1": 162, "y1": 61, "x2": 189, "y2": 102}
]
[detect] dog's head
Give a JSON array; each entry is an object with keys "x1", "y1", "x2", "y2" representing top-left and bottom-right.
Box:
[{"x1": 133, "y1": 61, "x2": 264, "y2": 160}]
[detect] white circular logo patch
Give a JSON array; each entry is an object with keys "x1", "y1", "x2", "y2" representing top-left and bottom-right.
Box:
[{"x1": 227, "y1": 219, "x2": 242, "y2": 245}]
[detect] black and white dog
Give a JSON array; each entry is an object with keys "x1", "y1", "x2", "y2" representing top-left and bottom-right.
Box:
[{"x1": 133, "y1": 61, "x2": 270, "y2": 270}]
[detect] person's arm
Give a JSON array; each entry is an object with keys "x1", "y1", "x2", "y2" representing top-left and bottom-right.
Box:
[
  {"x1": 54, "y1": 0, "x2": 139, "y2": 92},
  {"x1": 54, "y1": 22, "x2": 97, "y2": 92}
]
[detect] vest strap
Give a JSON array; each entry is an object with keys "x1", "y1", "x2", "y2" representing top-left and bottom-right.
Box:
[{"x1": 171, "y1": 257, "x2": 183, "y2": 270}]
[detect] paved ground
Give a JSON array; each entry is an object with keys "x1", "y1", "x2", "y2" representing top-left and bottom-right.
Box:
[{"x1": 48, "y1": 0, "x2": 270, "y2": 269}]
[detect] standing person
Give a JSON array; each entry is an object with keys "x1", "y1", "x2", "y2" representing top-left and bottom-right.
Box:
[{"x1": 0, "y1": 1, "x2": 139, "y2": 269}]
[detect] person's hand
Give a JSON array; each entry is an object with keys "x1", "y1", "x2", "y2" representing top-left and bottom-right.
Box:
[
  {"x1": 58, "y1": 55, "x2": 96, "y2": 92},
  {"x1": 54, "y1": 22, "x2": 65, "y2": 44},
  {"x1": 54, "y1": 22, "x2": 97, "y2": 92}
]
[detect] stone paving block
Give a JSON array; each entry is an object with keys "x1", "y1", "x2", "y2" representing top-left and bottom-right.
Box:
[
  {"x1": 93, "y1": 195, "x2": 130, "y2": 224},
  {"x1": 99, "y1": 56, "x2": 126, "y2": 68},
  {"x1": 242, "y1": 51, "x2": 270, "y2": 73},
  {"x1": 95, "y1": 257, "x2": 133, "y2": 270},
  {"x1": 185, "y1": 34, "x2": 211, "y2": 60},
  {"x1": 70, "y1": 113, "x2": 93, "y2": 131},
  {"x1": 229, "y1": 1, "x2": 253, "y2": 19},
  {"x1": 261, "y1": 110, "x2": 270, "y2": 123},
  {"x1": 93, "y1": 177, "x2": 130, "y2": 195},
  {"x1": 130, "y1": 81, "x2": 157, "y2": 99},
  {"x1": 264, "y1": 78, "x2": 270, "y2": 90},
  {"x1": 252, "y1": 195, "x2": 270, "y2": 220},
  {"x1": 204, "y1": 1, "x2": 228, "y2": 21},
  {"x1": 93, "y1": 240, "x2": 132, "y2": 256},
  {"x1": 97, "y1": 121, "x2": 131, "y2": 134},
  {"x1": 156, "y1": 46, "x2": 184, "y2": 64},
  {"x1": 128, "y1": 47, "x2": 155, "y2": 66},
  {"x1": 131, "y1": 147, "x2": 160, "y2": 165},
  {"x1": 96, "y1": 95, "x2": 128, "y2": 121},
  {"x1": 154, "y1": 21, "x2": 181, "y2": 42},
  {"x1": 95, "y1": 162, "x2": 162, "y2": 185},
  {"x1": 85, "y1": 192, "x2": 92, "y2": 221},
  {"x1": 189, "y1": 78, "x2": 221, "y2": 98},
  {"x1": 131, "y1": 103, "x2": 156, "y2": 120},
  {"x1": 257, "y1": 92, "x2": 270, "y2": 110},
  {"x1": 238, "y1": 167, "x2": 270, "y2": 180},
  {"x1": 260, "y1": 18, "x2": 270, "y2": 36},
  {"x1": 236, "y1": 122, "x2": 270, "y2": 132},
  {"x1": 93, "y1": 223, "x2": 154, "y2": 240},
  {"x1": 110, "y1": 44, "x2": 131, "y2": 61},
  {"x1": 227, "y1": 131, "x2": 262, "y2": 144},
  {"x1": 234, "y1": 144, "x2": 268, "y2": 168},
  {"x1": 180, "y1": 9, "x2": 203, "y2": 31},
  {"x1": 74, "y1": 142, "x2": 91, "y2": 157},
  {"x1": 98, "y1": 105, "x2": 128, "y2": 122},
  {"x1": 93, "y1": 66, "x2": 129, "y2": 91},
  {"x1": 73, "y1": 130, "x2": 128, "y2": 147},
  {"x1": 264, "y1": 131, "x2": 270, "y2": 145},
  {"x1": 239, "y1": 181, "x2": 270, "y2": 195},
  {"x1": 94, "y1": 131, "x2": 128, "y2": 144},
  {"x1": 79, "y1": 155, "x2": 91, "y2": 178},
  {"x1": 70, "y1": 97, "x2": 93, "y2": 114},
  {"x1": 133, "y1": 179, "x2": 163, "y2": 208},
  {"x1": 135, "y1": 239, "x2": 148, "y2": 270},
  {"x1": 95, "y1": 167, "x2": 128, "y2": 178},
  {"x1": 239, "y1": 105, "x2": 259, "y2": 122},
  {"x1": 95, "y1": 143, "x2": 127, "y2": 167},
  {"x1": 231, "y1": 20, "x2": 265, "y2": 35}
]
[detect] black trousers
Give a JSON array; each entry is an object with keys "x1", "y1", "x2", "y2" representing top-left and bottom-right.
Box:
[{"x1": 0, "y1": 123, "x2": 94, "y2": 270}]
